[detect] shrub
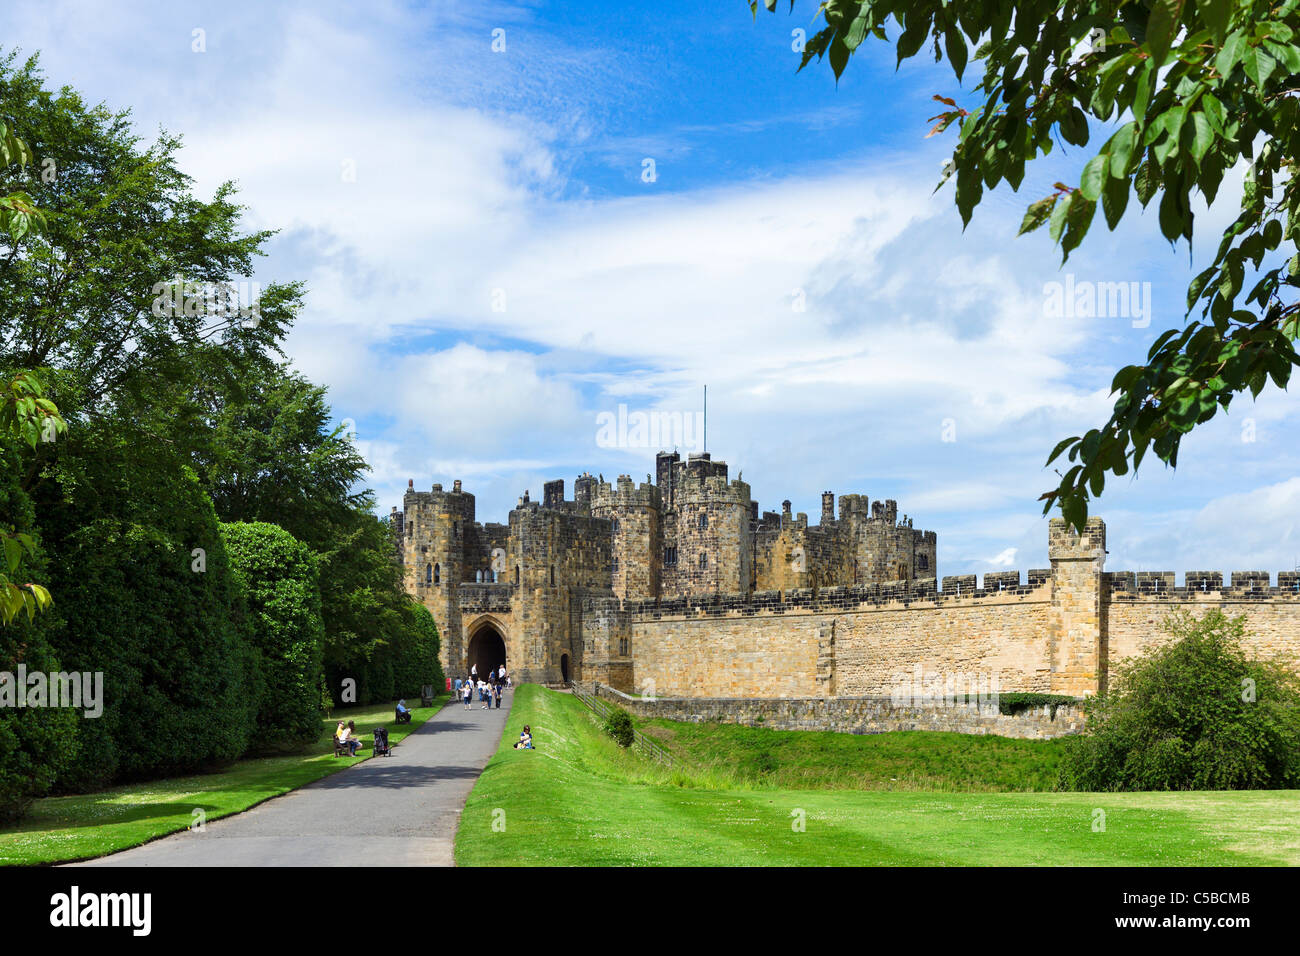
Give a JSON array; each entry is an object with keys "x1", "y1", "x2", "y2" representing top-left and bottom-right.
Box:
[
  {"x1": 221, "y1": 521, "x2": 325, "y2": 751},
  {"x1": 997, "y1": 692, "x2": 1079, "y2": 717},
  {"x1": 38, "y1": 433, "x2": 260, "y2": 791},
  {"x1": 1058, "y1": 610, "x2": 1300, "y2": 791},
  {"x1": 0, "y1": 442, "x2": 79, "y2": 820},
  {"x1": 604, "y1": 707, "x2": 635, "y2": 748},
  {"x1": 389, "y1": 602, "x2": 443, "y2": 699}
]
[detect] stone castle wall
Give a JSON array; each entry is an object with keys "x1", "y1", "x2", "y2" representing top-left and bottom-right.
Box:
[
  {"x1": 591, "y1": 684, "x2": 1087, "y2": 739},
  {"x1": 583, "y1": 518, "x2": 1300, "y2": 701},
  {"x1": 395, "y1": 462, "x2": 1300, "y2": 709}
]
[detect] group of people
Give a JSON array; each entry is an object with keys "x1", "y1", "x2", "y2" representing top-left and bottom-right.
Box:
[
  {"x1": 457, "y1": 664, "x2": 509, "y2": 711},
  {"x1": 334, "y1": 719, "x2": 361, "y2": 755}
]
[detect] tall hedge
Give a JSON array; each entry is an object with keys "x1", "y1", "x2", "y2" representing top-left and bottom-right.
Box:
[
  {"x1": 0, "y1": 441, "x2": 79, "y2": 821},
  {"x1": 221, "y1": 521, "x2": 325, "y2": 751},
  {"x1": 391, "y1": 602, "x2": 443, "y2": 699},
  {"x1": 38, "y1": 431, "x2": 260, "y2": 792}
]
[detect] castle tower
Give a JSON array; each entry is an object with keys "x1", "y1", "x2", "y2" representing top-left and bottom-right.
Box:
[
  {"x1": 1047, "y1": 516, "x2": 1106, "y2": 696},
  {"x1": 402, "y1": 479, "x2": 476, "y2": 674},
  {"x1": 590, "y1": 474, "x2": 662, "y2": 600},
  {"x1": 663, "y1": 453, "x2": 752, "y2": 596}
]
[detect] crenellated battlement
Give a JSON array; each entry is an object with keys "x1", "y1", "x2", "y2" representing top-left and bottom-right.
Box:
[
  {"x1": 606, "y1": 571, "x2": 1054, "y2": 622},
  {"x1": 1105, "y1": 569, "x2": 1300, "y2": 599},
  {"x1": 590, "y1": 474, "x2": 661, "y2": 510}
]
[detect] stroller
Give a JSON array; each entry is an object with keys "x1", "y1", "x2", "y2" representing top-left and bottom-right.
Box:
[{"x1": 373, "y1": 726, "x2": 393, "y2": 757}]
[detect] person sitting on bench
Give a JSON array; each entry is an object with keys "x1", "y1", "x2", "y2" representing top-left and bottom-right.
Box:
[
  {"x1": 395, "y1": 699, "x2": 412, "y2": 724},
  {"x1": 343, "y1": 720, "x2": 362, "y2": 756}
]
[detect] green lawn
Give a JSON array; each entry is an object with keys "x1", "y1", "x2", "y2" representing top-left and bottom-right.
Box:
[
  {"x1": 0, "y1": 696, "x2": 448, "y2": 866},
  {"x1": 455, "y1": 686, "x2": 1300, "y2": 866},
  {"x1": 641, "y1": 717, "x2": 1069, "y2": 791}
]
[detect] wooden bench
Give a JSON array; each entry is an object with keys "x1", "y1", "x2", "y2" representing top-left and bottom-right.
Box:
[
  {"x1": 333, "y1": 738, "x2": 355, "y2": 757},
  {"x1": 420, "y1": 684, "x2": 435, "y2": 707}
]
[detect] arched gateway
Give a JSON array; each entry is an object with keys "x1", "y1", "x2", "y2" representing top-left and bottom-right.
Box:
[{"x1": 466, "y1": 620, "x2": 507, "y2": 679}]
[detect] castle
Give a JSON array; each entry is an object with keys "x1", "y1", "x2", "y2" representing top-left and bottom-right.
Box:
[
  {"x1": 394, "y1": 452, "x2": 935, "y2": 682},
  {"x1": 393, "y1": 452, "x2": 1300, "y2": 703}
]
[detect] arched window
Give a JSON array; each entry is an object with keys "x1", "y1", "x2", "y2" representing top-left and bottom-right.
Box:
[
  {"x1": 515, "y1": 565, "x2": 520, "y2": 585},
  {"x1": 611, "y1": 518, "x2": 620, "y2": 533},
  {"x1": 425, "y1": 563, "x2": 432, "y2": 584},
  {"x1": 433, "y1": 563, "x2": 441, "y2": 584},
  {"x1": 698, "y1": 513, "x2": 708, "y2": 530},
  {"x1": 699, "y1": 552, "x2": 707, "y2": 568},
  {"x1": 550, "y1": 565, "x2": 556, "y2": 586}
]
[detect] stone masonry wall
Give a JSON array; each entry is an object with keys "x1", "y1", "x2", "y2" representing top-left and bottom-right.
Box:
[
  {"x1": 622, "y1": 577, "x2": 1052, "y2": 698},
  {"x1": 592, "y1": 684, "x2": 1087, "y2": 740}
]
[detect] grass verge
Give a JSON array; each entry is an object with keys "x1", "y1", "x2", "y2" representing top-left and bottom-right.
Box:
[
  {"x1": 0, "y1": 695, "x2": 449, "y2": 866},
  {"x1": 455, "y1": 686, "x2": 1300, "y2": 866},
  {"x1": 641, "y1": 717, "x2": 1069, "y2": 791}
]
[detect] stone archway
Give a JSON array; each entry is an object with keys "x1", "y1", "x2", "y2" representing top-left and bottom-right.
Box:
[
  {"x1": 466, "y1": 622, "x2": 507, "y2": 680},
  {"x1": 560, "y1": 653, "x2": 570, "y2": 683}
]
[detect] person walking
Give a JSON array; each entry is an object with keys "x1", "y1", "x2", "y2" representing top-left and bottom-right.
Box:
[
  {"x1": 462, "y1": 678, "x2": 473, "y2": 710},
  {"x1": 493, "y1": 681, "x2": 502, "y2": 709}
]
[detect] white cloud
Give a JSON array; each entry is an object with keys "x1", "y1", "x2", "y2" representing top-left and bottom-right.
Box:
[{"x1": 6, "y1": 0, "x2": 1298, "y2": 579}]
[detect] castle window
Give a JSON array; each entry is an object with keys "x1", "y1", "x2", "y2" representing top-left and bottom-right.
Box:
[
  {"x1": 699, "y1": 552, "x2": 707, "y2": 569},
  {"x1": 611, "y1": 518, "x2": 620, "y2": 534},
  {"x1": 618, "y1": 637, "x2": 630, "y2": 656},
  {"x1": 612, "y1": 557, "x2": 619, "y2": 575},
  {"x1": 425, "y1": 563, "x2": 432, "y2": 584},
  {"x1": 515, "y1": 565, "x2": 520, "y2": 585},
  {"x1": 698, "y1": 513, "x2": 708, "y2": 530},
  {"x1": 664, "y1": 547, "x2": 677, "y2": 567},
  {"x1": 917, "y1": 555, "x2": 929, "y2": 571},
  {"x1": 434, "y1": 563, "x2": 441, "y2": 584},
  {"x1": 550, "y1": 565, "x2": 556, "y2": 586}
]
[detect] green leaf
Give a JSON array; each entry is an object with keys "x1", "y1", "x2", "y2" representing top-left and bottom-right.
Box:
[
  {"x1": 1201, "y1": 0, "x2": 1232, "y2": 44},
  {"x1": 1080, "y1": 154, "x2": 1109, "y2": 201},
  {"x1": 1188, "y1": 110, "x2": 1214, "y2": 166},
  {"x1": 1102, "y1": 174, "x2": 1130, "y2": 229},
  {"x1": 1061, "y1": 196, "x2": 1097, "y2": 259},
  {"x1": 1135, "y1": 160, "x2": 1159, "y2": 206},
  {"x1": 1107, "y1": 122, "x2": 1139, "y2": 177},
  {"x1": 1145, "y1": 0, "x2": 1186, "y2": 68},
  {"x1": 1018, "y1": 195, "x2": 1058, "y2": 235},
  {"x1": 945, "y1": 24, "x2": 968, "y2": 80},
  {"x1": 1215, "y1": 31, "x2": 1247, "y2": 78},
  {"x1": 1050, "y1": 191, "x2": 1073, "y2": 242}
]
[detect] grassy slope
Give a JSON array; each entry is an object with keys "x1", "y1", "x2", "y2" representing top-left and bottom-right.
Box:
[
  {"x1": 641, "y1": 719, "x2": 1069, "y2": 791},
  {"x1": 455, "y1": 686, "x2": 1300, "y2": 866},
  {"x1": 0, "y1": 696, "x2": 448, "y2": 865}
]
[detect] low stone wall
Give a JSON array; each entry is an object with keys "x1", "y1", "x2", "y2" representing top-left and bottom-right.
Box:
[{"x1": 590, "y1": 684, "x2": 1085, "y2": 740}]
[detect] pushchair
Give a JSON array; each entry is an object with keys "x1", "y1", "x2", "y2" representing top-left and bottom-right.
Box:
[{"x1": 373, "y1": 726, "x2": 392, "y2": 757}]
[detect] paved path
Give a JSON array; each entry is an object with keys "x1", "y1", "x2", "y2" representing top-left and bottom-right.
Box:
[{"x1": 77, "y1": 693, "x2": 513, "y2": 867}]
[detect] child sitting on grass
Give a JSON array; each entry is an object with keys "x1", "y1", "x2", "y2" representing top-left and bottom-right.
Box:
[{"x1": 512, "y1": 725, "x2": 534, "y2": 750}]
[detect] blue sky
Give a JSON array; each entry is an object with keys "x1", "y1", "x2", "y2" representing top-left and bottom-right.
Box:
[{"x1": 4, "y1": 0, "x2": 1298, "y2": 577}]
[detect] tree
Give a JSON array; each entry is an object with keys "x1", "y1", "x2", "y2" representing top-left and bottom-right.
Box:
[
  {"x1": 755, "y1": 1, "x2": 1300, "y2": 529},
  {"x1": 1058, "y1": 609, "x2": 1300, "y2": 790},
  {"x1": 0, "y1": 50, "x2": 301, "y2": 441},
  {"x1": 191, "y1": 364, "x2": 370, "y2": 540},
  {"x1": 222, "y1": 521, "x2": 325, "y2": 751},
  {"x1": 0, "y1": 114, "x2": 64, "y2": 625}
]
